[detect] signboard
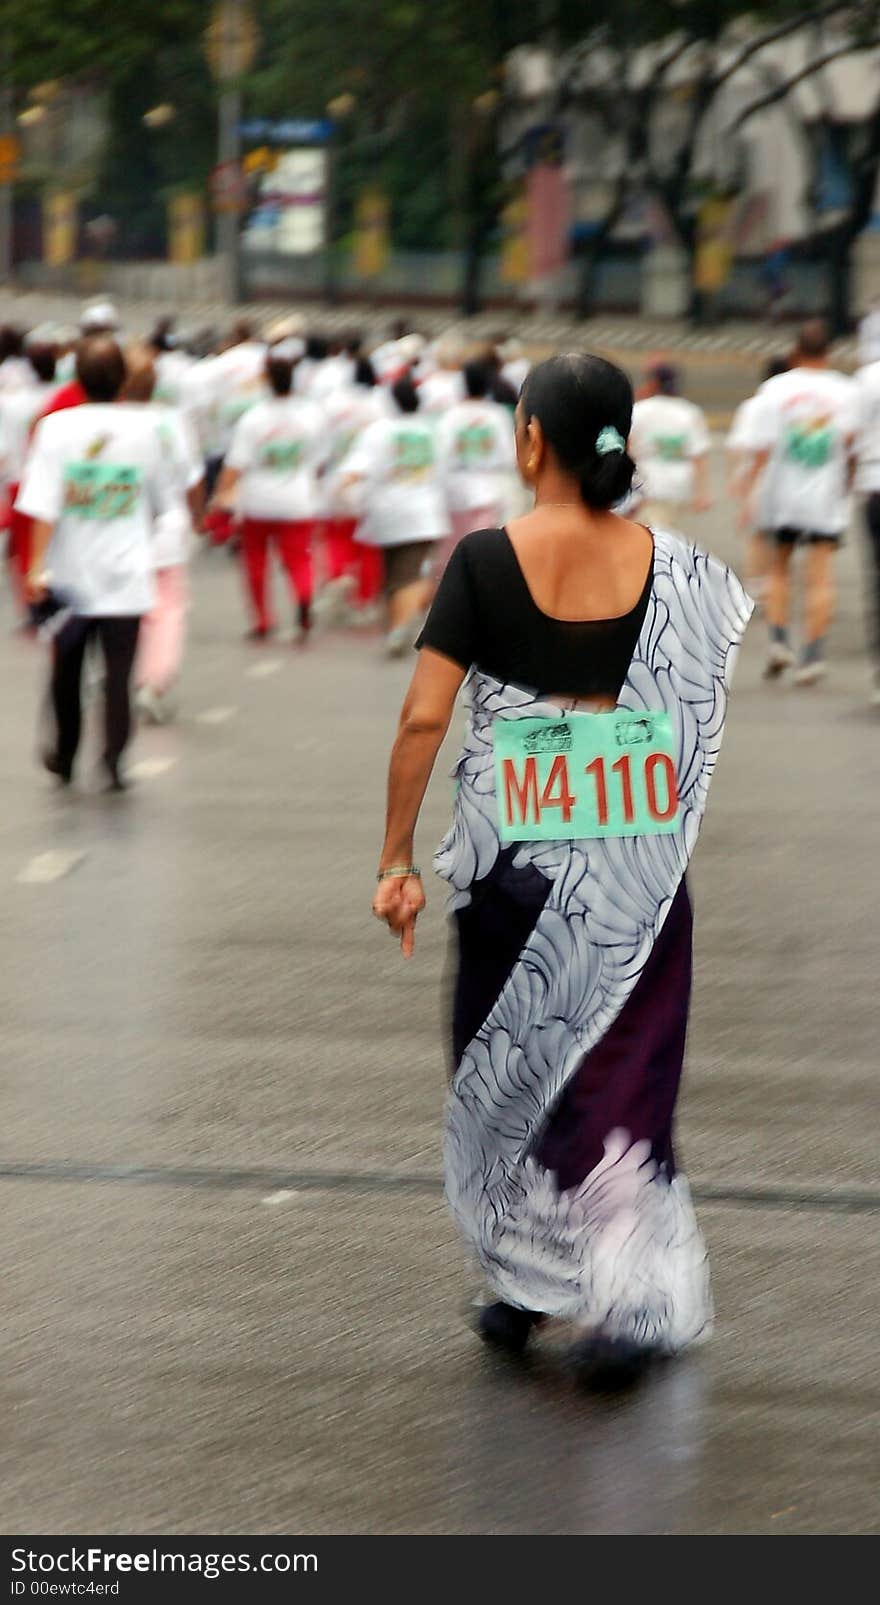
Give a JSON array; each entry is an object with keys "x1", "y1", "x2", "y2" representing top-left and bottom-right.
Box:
[
  {"x1": 168, "y1": 192, "x2": 205, "y2": 263},
  {"x1": 210, "y1": 161, "x2": 247, "y2": 214},
  {"x1": 0, "y1": 134, "x2": 21, "y2": 184},
  {"x1": 243, "y1": 148, "x2": 326, "y2": 256},
  {"x1": 522, "y1": 122, "x2": 571, "y2": 281},
  {"x1": 43, "y1": 190, "x2": 77, "y2": 267},
  {"x1": 499, "y1": 189, "x2": 529, "y2": 285},
  {"x1": 526, "y1": 161, "x2": 571, "y2": 278},
  {"x1": 694, "y1": 194, "x2": 735, "y2": 294},
  {"x1": 239, "y1": 119, "x2": 333, "y2": 146},
  {"x1": 354, "y1": 187, "x2": 390, "y2": 278}
]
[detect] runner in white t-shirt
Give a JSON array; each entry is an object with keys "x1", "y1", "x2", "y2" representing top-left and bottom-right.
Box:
[
  {"x1": 0, "y1": 342, "x2": 60, "y2": 616},
  {"x1": 740, "y1": 319, "x2": 859, "y2": 683},
  {"x1": 629, "y1": 364, "x2": 712, "y2": 528},
  {"x1": 120, "y1": 346, "x2": 204, "y2": 724},
  {"x1": 309, "y1": 333, "x2": 362, "y2": 403},
  {"x1": 16, "y1": 338, "x2": 173, "y2": 789},
  {"x1": 318, "y1": 358, "x2": 388, "y2": 622},
  {"x1": 0, "y1": 326, "x2": 34, "y2": 396},
  {"x1": 726, "y1": 355, "x2": 789, "y2": 603},
  {"x1": 434, "y1": 360, "x2": 515, "y2": 562},
  {"x1": 340, "y1": 374, "x2": 450, "y2": 656},
  {"x1": 191, "y1": 324, "x2": 267, "y2": 483},
  {"x1": 417, "y1": 362, "x2": 465, "y2": 417},
  {"x1": 212, "y1": 351, "x2": 327, "y2": 641}
]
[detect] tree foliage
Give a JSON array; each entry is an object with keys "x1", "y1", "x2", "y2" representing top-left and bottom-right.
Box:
[{"x1": 3, "y1": 0, "x2": 880, "y2": 322}]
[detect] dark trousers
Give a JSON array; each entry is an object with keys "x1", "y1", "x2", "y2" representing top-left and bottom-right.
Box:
[
  {"x1": 50, "y1": 616, "x2": 141, "y2": 775},
  {"x1": 864, "y1": 494, "x2": 880, "y2": 664}
]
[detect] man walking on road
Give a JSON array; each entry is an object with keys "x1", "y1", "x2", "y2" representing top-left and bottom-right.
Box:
[
  {"x1": 16, "y1": 338, "x2": 172, "y2": 789},
  {"x1": 741, "y1": 319, "x2": 859, "y2": 685}
]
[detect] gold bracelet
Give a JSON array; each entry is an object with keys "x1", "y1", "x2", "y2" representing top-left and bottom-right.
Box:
[{"x1": 376, "y1": 865, "x2": 421, "y2": 881}]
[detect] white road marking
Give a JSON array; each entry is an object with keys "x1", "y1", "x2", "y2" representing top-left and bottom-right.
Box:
[
  {"x1": 128, "y1": 756, "x2": 178, "y2": 781},
  {"x1": 261, "y1": 1189, "x2": 300, "y2": 1207},
  {"x1": 17, "y1": 850, "x2": 86, "y2": 885},
  {"x1": 246, "y1": 658, "x2": 283, "y2": 680},
  {"x1": 196, "y1": 705, "x2": 239, "y2": 726}
]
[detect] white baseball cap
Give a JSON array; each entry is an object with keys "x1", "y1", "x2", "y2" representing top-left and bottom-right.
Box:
[
  {"x1": 271, "y1": 336, "x2": 305, "y2": 361},
  {"x1": 79, "y1": 301, "x2": 121, "y2": 333}
]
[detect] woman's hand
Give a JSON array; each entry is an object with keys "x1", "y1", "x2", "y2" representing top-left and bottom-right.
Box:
[{"x1": 372, "y1": 873, "x2": 426, "y2": 959}]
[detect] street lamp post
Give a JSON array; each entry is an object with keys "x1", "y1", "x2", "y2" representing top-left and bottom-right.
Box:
[
  {"x1": 217, "y1": 73, "x2": 243, "y2": 305},
  {"x1": 205, "y1": 1, "x2": 260, "y2": 306},
  {"x1": 323, "y1": 94, "x2": 355, "y2": 308}
]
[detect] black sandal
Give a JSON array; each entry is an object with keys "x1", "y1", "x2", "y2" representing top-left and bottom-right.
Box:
[
  {"x1": 476, "y1": 1301, "x2": 544, "y2": 1355},
  {"x1": 570, "y1": 1335, "x2": 656, "y2": 1389}
]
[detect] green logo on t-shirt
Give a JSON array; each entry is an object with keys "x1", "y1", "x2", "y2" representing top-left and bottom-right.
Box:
[
  {"x1": 63, "y1": 462, "x2": 144, "y2": 520},
  {"x1": 652, "y1": 432, "x2": 687, "y2": 461},
  {"x1": 393, "y1": 432, "x2": 434, "y2": 478},
  {"x1": 783, "y1": 421, "x2": 834, "y2": 468},
  {"x1": 259, "y1": 440, "x2": 304, "y2": 472},
  {"x1": 455, "y1": 424, "x2": 494, "y2": 467}
]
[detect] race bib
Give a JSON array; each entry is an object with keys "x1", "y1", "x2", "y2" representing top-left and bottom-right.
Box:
[
  {"x1": 494, "y1": 709, "x2": 680, "y2": 842},
  {"x1": 63, "y1": 463, "x2": 143, "y2": 520}
]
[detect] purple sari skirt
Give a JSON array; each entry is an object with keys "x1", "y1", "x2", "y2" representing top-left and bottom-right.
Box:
[{"x1": 452, "y1": 849, "x2": 693, "y2": 1193}]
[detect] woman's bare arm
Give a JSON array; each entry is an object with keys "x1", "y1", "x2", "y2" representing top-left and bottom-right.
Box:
[
  {"x1": 379, "y1": 648, "x2": 466, "y2": 868},
  {"x1": 373, "y1": 648, "x2": 467, "y2": 957}
]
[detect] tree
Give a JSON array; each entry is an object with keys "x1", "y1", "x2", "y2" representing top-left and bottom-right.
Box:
[
  {"x1": 729, "y1": 4, "x2": 880, "y2": 331},
  {"x1": 4, "y1": 0, "x2": 216, "y2": 253},
  {"x1": 551, "y1": 2, "x2": 880, "y2": 327}
]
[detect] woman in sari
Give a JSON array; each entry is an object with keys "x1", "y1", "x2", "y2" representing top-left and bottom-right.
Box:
[{"x1": 373, "y1": 355, "x2": 752, "y2": 1380}]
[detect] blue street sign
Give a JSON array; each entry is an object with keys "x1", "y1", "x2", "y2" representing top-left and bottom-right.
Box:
[{"x1": 239, "y1": 118, "x2": 334, "y2": 145}]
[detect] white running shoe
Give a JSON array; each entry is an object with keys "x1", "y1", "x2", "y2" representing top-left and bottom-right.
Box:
[
  {"x1": 313, "y1": 574, "x2": 355, "y2": 627},
  {"x1": 152, "y1": 688, "x2": 177, "y2": 724},
  {"x1": 793, "y1": 659, "x2": 827, "y2": 687},
  {"x1": 764, "y1": 642, "x2": 796, "y2": 678},
  {"x1": 135, "y1": 684, "x2": 159, "y2": 723},
  {"x1": 385, "y1": 625, "x2": 411, "y2": 659}
]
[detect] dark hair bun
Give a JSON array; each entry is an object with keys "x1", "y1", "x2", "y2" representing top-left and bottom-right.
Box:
[
  {"x1": 520, "y1": 353, "x2": 635, "y2": 512},
  {"x1": 578, "y1": 447, "x2": 636, "y2": 511}
]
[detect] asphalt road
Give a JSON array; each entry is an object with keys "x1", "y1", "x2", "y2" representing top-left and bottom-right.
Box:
[{"x1": 1, "y1": 460, "x2": 878, "y2": 1535}]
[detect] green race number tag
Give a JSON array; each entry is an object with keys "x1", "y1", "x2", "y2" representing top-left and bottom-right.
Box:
[
  {"x1": 63, "y1": 462, "x2": 143, "y2": 520},
  {"x1": 494, "y1": 709, "x2": 680, "y2": 842}
]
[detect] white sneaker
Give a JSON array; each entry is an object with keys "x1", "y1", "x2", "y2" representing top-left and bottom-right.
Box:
[
  {"x1": 350, "y1": 601, "x2": 383, "y2": 630},
  {"x1": 764, "y1": 642, "x2": 796, "y2": 678},
  {"x1": 152, "y1": 688, "x2": 177, "y2": 724},
  {"x1": 793, "y1": 659, "x2": 827, "y2": 687},
  {"x1": 313, "y1": 574, "x2": 355, "y2": 627},
  {"x1": 135, "y1": 684, "x2": 159, "y2": 723},
  {"x1": 385, "y1": 625, "x2": 410, "y2": 659}
]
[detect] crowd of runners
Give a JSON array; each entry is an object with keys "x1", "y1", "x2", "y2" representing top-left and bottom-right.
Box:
[{"x1": 0, "y1": 298, "x2": 879, "y2": 786}]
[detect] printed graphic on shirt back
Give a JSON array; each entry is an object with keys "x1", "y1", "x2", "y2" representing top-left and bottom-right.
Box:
[
  {"x1": 651, "y1": 432, "x2": 687, "y2": 461},
  {"x1": 392, "y1": 430, "x2": 434, "y2": 481},
  {"x1": 783, "y1": 410, "x2": 835, "y2": 468},
  {"x1": 63, "y1": 433, "x2": 143, "y2": 519},
  {"x1": 454, "y1": 424, "x2": 495, "y2": 467},
  {"x1": 258, "y1": 431, "x2": 305, "y2": 472}
]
